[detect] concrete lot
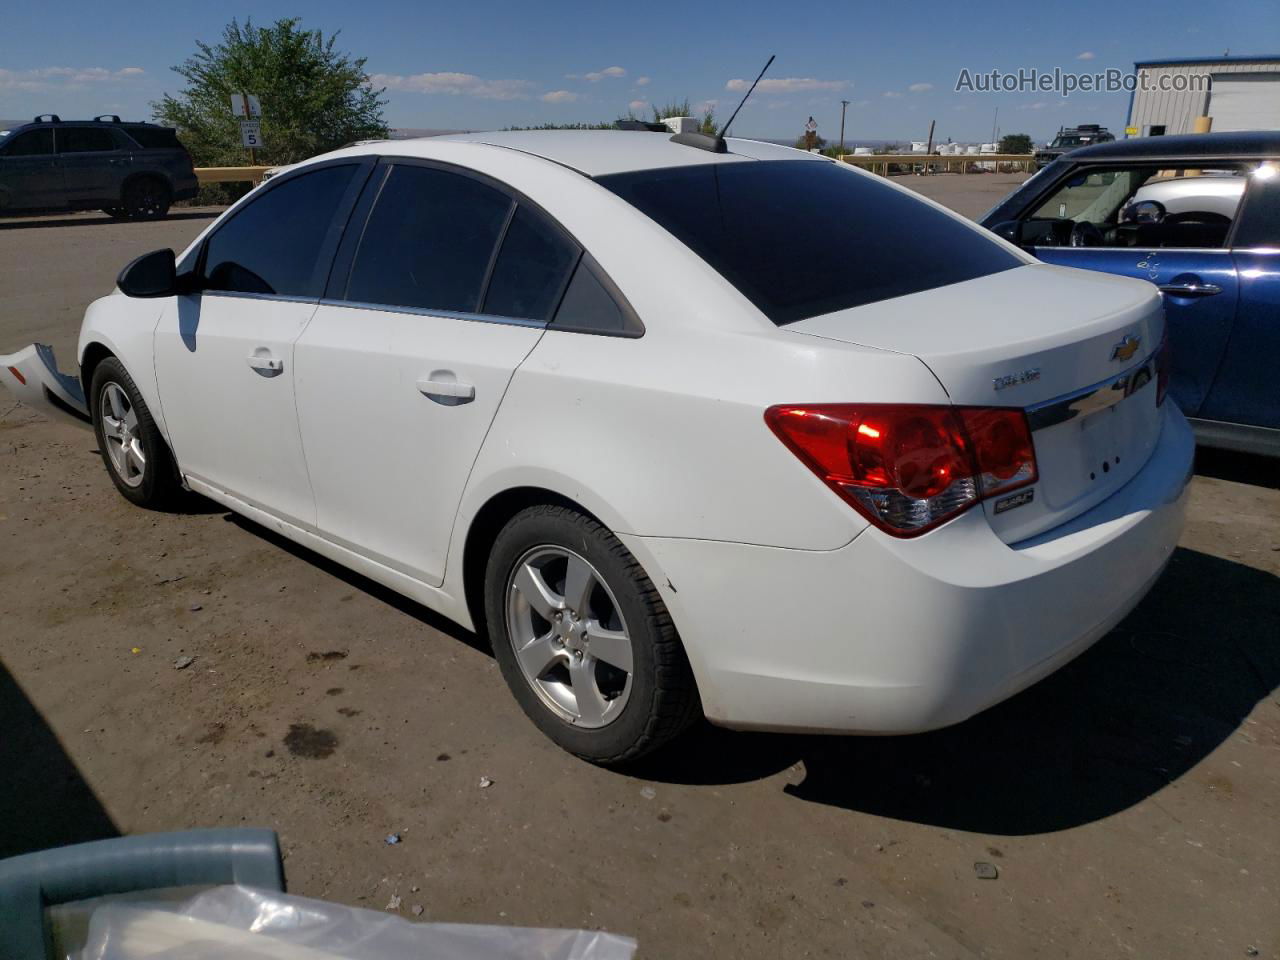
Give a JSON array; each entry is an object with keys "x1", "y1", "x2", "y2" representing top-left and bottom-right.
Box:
[{"x1": 2, "y1": 182, "x2": 1279, "y2": 958}]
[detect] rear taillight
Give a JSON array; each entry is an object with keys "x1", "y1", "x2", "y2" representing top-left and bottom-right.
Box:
[
  {"x1": 765, "y1": 404, "x2": 1038, "y2": 537},
  {"x1": 1155, "y1": 334, "x2": 1171, "y2": 407}
]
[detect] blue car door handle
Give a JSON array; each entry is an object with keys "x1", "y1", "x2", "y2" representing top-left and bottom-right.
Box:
[{"x1": 1159, "y1": 280, "x2": 1222, "y2": 298}]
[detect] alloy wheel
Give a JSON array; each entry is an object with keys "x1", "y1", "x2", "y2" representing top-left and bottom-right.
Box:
[
  {"x1": 505, "y1": 545, "x2": 634, "y2": 728},
  {"x1": 98, "y1": 382, "x2": 146, "y2": 487}
]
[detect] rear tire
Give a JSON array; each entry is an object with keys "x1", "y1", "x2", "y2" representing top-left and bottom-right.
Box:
[
  {"x1": 485, "y1": 504, "x2": 701, "y2": 764},
  {"x1": 90, "y1": 357, "x2": 182, "y2": 508},
  {"x1": 121, "y1": 178, "x2": 170, "y2": 220}
]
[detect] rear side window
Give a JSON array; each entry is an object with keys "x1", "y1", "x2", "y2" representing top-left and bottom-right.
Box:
[
  {"x1": 203, "y1": 164, "x2": 359, "y2": 298},
  {"x1": 1232, "y1": 164, "x2": 1280, "y2": 247},
  {"x1": 552, "y1": 260, "x2": 639, "y2": 335},
  {"x1": 346, "y1": 165, "x2": 512, "y2": 313},
  {"x1": 125, "y1": 126, "x2": 183, "y2": 150},
  {"x1": 598, "y1": 160, "x2": 1022, "y2": 325},
  {"x1": 58, "y1": 128, "x2": 120, "y2": 153},
  {"x1": 2, "y1": 129, "x2": 53, "y2": 156},
  {"x1": 482, "y1": 205, "x2": 579, "y2": 321}
]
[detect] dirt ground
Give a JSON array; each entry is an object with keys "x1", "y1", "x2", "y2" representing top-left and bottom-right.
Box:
[{"x1": 2, "y1": 184, "x2": 1279, "y2": 959}]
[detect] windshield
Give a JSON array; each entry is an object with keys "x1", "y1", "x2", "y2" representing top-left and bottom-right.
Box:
[{"x1": 597, "y1": 160, "x2": 1021, "y2": 325}]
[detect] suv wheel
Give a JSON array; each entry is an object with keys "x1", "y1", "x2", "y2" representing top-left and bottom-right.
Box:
[
  {"x1": 121, "y1": 178, "x2": 171, "y2": 220},
  {"x1": 485, "y1": 505, "x2": 701, "y2": 764}
]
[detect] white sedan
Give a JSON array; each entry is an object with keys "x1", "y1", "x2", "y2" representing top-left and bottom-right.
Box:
[{"x1": 2, "y1": 129, "x2": 1193, "y2": 762}]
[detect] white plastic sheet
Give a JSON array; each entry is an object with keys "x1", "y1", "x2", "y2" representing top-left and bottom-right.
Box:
[{"x1": 77, "y1": 885, "x2": 637, "y2": 960}]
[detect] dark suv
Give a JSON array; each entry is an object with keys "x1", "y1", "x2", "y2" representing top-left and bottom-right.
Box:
[{"x1": 0, "y1": 115, "x2": 198, "y2": 220}]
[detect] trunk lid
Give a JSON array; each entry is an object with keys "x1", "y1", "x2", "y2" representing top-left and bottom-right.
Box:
[{"x1": 787, "y1": 262, "x2": 1166, "y2": 542}]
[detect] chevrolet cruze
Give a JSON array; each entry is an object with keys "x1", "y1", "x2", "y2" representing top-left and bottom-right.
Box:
[{"x1": 2, "y1": 129, "x2": 1194, "y2": 762}]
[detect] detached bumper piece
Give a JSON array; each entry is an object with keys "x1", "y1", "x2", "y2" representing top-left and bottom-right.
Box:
[{"x1": 1, "y1": 343, "x2": 91, "y2": 427}]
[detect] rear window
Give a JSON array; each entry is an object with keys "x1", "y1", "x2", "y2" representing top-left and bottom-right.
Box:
[
  {"x1": 597, "y1": 160, "x2": 1021, "y2": 325},
  {"x1": 125, "y1": 126, "x2": 183, "y2": 150}
]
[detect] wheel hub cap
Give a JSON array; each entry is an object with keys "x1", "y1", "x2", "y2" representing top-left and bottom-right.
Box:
[{"x1": 505, "y1": 546, "x2": 634, "y2": 728}]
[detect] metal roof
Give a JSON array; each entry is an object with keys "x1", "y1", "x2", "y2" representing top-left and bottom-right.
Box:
[
  {"x1": 1133, "y1": 54, "x2": 1280, "y2": 68},
  {"x1": 433, "y1": 129, "x2": 822, "y2": 176},
  {"x1": 1068, "y1": 130, "x2": 1280, "y2": 160}
]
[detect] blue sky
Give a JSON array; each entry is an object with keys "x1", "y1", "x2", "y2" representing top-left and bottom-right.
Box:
[{"x1": 2, "y1": 0, "x2": 1275, "y2": 142}]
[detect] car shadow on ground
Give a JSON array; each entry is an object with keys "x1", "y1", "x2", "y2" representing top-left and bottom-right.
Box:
[
  {"x1": 220, "y1": 512, "x2": 492, "y2": 657},
  {"x1": 637, "y1": 547, "x2": 1280, "y2": 835},
  {"x1": 0, "y1": 211, "x2": 219, "y2": 232},
  {"x1": 0, "y1": 660, "x2": 119, "y2": 859}
]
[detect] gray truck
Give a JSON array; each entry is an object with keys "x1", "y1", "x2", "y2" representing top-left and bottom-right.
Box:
[
  {"x1": 1033, "y1": 124, "x2": 1116, "y2": 169},
  {"x1": 0, "y1": 115, "x2": 198, "y2": 219}
]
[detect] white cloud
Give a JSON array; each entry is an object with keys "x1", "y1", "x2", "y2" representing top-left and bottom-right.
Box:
[
  {"x1": 1019, "y1": 101, "x2": 1050, "y2": 110},
  {"x1": 635, "y1": 76, "x2": 650, "y2": 87},
  {"x1": 697, "y1": 98, "x2": 719, "y2": 113},
  {"x1": 907, "y1": 82, "x2": 933, "y2": 93},
  {"x1": 883, "y1": 90, "x2": 904, "y2": 98},
  {"x1": 371, "y1": 72, "x2": 531, "y2": 100},
  {"x1": 577, "y1": 65, "x2": 626, "y2": 82},
  {"x1": 628, "y1": 99, "x2": 649, "y2": 112},
  {"x1": 0, "y1": 65, "x2": 146, "y2": 92},
  {"x1": 1076, "y1": 51, "x2": 1096, "y2": 60},
  {"x1": 539, "y1": 89, "x2": 579, "y2": 103},
  {"x1": 725, "y1": 76, "x2": 846, "y2": 94}
]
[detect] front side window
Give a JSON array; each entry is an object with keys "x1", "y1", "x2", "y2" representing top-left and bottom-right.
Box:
[
  {"x1": 202, "y1": 164, "x2": 359, "y2": 297},
  {"x1": 598, "y1": 160, "x2": 1021, "y2": 325},
  {"x1": 2, "y1": 129, "x2": 54, "y2": 157},
  {"x1": 58, "y1": 128, "x2": 120, "y2": 153},
  {"x1": 1027, "y1": 164, "x2": 1249, "y2": 249},
  {"x1": 346, "y1": 165, "x2": 512, "y2": 313}
]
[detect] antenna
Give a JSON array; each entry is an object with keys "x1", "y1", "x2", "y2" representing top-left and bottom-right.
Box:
[{"x1": 719, "y1": 55, "x2": 775, "y2": 138}]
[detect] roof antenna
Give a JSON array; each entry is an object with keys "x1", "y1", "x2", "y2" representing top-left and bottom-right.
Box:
[{"x1": 719, "y1": 55, "x2": 775, "y2": 139}]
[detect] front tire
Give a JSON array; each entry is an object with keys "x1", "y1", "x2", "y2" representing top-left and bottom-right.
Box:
[
  {"x1": 90, "y1": 357, "x2": 181, "y2": 508},
  {"x1": 485, "y1": 505, "x2": 700, "y2": 764}
]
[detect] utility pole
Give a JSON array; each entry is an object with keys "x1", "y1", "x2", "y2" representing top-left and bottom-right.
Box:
[
  {"x1": 924, "y1": 119, "x2": 936, "y2": 174},
  {"x1": 991, "y1": 107, "x2": 999, "y2": 146},
  {"x1": 839, "y1": 99, "x2": 850, "y2": 158}
]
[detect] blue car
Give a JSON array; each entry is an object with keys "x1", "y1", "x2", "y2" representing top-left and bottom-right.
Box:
[{"x1": 983, "y1": 131, "x2": 1280, "y2": 456}]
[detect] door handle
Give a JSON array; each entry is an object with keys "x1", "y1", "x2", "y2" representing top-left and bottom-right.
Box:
[
  {"x1": 246, "y1": 355, "x2": 283, "y2": 374},
  {"x1": 416, "y1": 376, "x2": 475, "y2": 404},
  {"x1": 1158, "y1": 281, "x2": 1222, "y2": 298}
]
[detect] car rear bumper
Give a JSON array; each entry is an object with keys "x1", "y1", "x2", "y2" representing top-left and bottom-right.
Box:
[
  {"x1": 625, "y1": 403, "x2": 1194, "y2": 734},
  {"x1": 173, "y1": 176, "x2": 199, "y2": 202}
]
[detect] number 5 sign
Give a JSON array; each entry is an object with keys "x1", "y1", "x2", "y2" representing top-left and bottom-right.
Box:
[{"x1": 239, "y1": 120, "x2": 262, "y2": 148}]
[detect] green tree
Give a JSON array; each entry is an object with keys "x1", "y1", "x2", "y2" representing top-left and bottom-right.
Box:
[
  {"x1": 155, "y1": 17, "x2": 388, "y2": 177},
  {"x1": 999, "y1": 133, "x2": 1034, "y2": 154}
]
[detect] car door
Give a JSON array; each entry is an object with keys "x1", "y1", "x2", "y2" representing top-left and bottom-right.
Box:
[
  {"x1": 56, "y1": 126, "x2": 130, "y2": 206},
  {"x1": 153, "y1": 160, "x2": 370, "y2": 526},
  {"x1": 1198, "y1": 162, "x2": 1280, "y2": 430},
  {"x1": 1019, "y1": 164, "x2": 1241, "y2": 417},
  {"x1": 0, "y1": 128, "x2": 62, "y2": 211},
  {"x1": 294, "y1": 160, "x2": 576, "y2": 586}
]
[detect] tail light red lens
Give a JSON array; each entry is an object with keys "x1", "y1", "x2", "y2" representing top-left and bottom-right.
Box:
[
  {"x1": 1155, "y1": 334, "x2": 1171, "y2": 407},
  {"x1": 765, "y1": 403, "x2": 1038, "y2": 537}
]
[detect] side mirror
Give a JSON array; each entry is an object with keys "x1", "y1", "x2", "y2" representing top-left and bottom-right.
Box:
[
  {"x1": 117, "y1": 248, "x2": 180, "y2": 298},
  {"x1": 990, "y1": 220, "x2": 1025, "y2": 246},
  {"x1": 1121, "y1": 199, "x2": 1166, "y2": 225}
]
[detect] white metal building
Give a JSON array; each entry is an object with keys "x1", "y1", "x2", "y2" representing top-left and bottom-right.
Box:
[{"x1": 1127, "y1": 55, "x2": 1280, "y2": 136}]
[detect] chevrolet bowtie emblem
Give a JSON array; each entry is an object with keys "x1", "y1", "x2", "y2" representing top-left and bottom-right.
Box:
[{"x1": 1111, "y1": 334, "x2": 1141, "y2": 362}]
